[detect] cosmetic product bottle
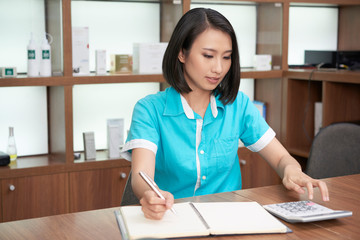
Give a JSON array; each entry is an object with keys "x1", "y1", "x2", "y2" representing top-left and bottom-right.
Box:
[
  {"x1": 40, "y1": 33, "x2": 51, "y2": 77},
  {"x1": 7, "y1": 127, "x2": 17, "y2": 165},
  {"x1": 27, "y1": 32, "x2": 39, "y2": 77}
]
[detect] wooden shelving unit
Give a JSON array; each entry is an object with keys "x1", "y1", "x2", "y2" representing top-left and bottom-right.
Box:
[{"x1": 0, "y1": 0, "x2": 359, "y2": 222}]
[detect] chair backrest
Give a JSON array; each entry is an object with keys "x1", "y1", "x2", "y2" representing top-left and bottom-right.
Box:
[
  {"x1": 121, "y1": 171, "x2": 140, "y2": 206},
  {"x1": 306, "y1": 122, "x2": 360, "y2": 179}
]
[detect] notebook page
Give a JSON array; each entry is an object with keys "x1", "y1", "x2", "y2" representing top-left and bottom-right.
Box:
[
  {"x1": 193, "y1": 202, "x2": 288, "y2": 235},
  {"x1": 120, "y1": 202, "x2": 209, "y2": 240}
]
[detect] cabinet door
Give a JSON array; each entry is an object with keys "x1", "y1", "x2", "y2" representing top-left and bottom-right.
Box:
[
  {"x1": 1, "y1": 173, "x2": 68, "y2": 222},
  {"x1": 238, "y1": 148, "x2": 281, "y2": 189},
  {"x1": 69, "y1": 167, "x2": 130, "y2": 212}
]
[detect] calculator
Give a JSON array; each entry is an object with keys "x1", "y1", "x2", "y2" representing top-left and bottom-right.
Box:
[{"x1": 263, "y1": 200, "x2": 352, "y2": 223}]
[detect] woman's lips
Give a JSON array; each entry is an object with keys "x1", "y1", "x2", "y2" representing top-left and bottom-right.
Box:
[{"x1": 206, "y1": 76, "x2": 220, "y2": 84}]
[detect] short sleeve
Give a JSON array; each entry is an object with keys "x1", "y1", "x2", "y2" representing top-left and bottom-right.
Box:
[
  {"x1": 238, "y1": 93, "x2": 275, "y2": 152},
  {"x1": 120, "y1": 98, "x2": 160, "y2": 161}
]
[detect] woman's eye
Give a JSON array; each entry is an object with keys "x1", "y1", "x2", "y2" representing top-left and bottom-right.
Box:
[
  {"x1": 224, "y1": 56, "x2": 231, "y2": 60},
  {"x1": 203, "y1": 54, "x2": 213, "y2": 58}
]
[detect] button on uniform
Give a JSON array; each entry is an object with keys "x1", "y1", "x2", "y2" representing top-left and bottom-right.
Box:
[
  {"x1": 202, "y1": 175, "x2": 206, "y2": 180},
  {"x1": 200, "y1": 150, "x2": 204, "y2": 154}
]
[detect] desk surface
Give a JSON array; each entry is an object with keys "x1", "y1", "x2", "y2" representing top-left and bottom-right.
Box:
[{"x1": 0, "y1": 174, "x2": 359, "y2": 240}]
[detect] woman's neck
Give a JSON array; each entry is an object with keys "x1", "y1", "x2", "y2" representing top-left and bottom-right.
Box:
[{"x1": 182, "y1": 91, "x2": 211, "y2": 118}]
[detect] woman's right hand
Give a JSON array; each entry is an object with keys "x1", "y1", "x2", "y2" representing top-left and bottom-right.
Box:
[{"x1": 140, "y1": 189, "x2": 175, "y2": 220}]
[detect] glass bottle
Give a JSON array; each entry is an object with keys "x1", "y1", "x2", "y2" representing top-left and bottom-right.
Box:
[{"x1": 7, "y1": 126, "x2": 17, "y2": 165}]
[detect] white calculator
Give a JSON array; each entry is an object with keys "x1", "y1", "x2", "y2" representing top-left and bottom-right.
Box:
[{"x1": 263, "y1": 200, "x2": 352, "y2": 223}]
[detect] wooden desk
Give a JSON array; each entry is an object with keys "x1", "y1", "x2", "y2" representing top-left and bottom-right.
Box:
[{"x1": 0, "y1": 174, "x2": 359, "y2": 240}]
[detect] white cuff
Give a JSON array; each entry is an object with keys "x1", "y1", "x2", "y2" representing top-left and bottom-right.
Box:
[
  {"x1": 120, "y1": 139, "x2": 158, "y2": 161},
  {"x1": 247, "y1": 128, "x2": 276, "y2": 152}
]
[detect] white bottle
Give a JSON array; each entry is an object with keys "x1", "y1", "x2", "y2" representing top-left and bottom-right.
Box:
[
  {"x1": 7, "y1": 127, "x2": 17, "y2": 165},
  {"x1": 27, "y1": 32, "x2": 39, "y2": 77},
  {"x1": 40, "y1": 33, "x2": 52, "y2": 77}
]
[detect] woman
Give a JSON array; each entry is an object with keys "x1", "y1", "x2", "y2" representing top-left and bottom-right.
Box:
[{"x1": 121, "y1": 8, "x2": 329, "y2": 220}]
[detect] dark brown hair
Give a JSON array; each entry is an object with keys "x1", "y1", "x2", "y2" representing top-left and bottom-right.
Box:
[{"x1": 162, "y1": 8, "x2": 241, "y2": 105}]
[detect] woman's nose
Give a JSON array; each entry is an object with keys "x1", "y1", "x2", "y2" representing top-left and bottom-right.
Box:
[{"x1": 211, "y1": 58, "x2": 222, "y2": 73}]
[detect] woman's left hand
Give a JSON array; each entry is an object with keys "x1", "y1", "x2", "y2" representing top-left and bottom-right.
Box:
[{"x1": 282, "y1": 165, "x2": 329, "y2": 202}]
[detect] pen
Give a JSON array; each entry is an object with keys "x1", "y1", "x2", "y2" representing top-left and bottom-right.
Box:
[{"x1": 138, "y1": 171, "x2": 177, "y2": 214}]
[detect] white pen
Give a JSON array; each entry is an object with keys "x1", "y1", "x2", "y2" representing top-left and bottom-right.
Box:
[{"x1": 139, "y1": 171, "x2": 177, "y2": 214}]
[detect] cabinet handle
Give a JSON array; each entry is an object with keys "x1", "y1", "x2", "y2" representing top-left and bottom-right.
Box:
[
  {"x1": 9, "y1": 184, "x2": 15, "y2": 191},
  {"x1": 120, "y1": 172, "x2": 127, "y2": 179},
  {"x1": 239, "y1": 160, "x2": 247, "y2": 165}
]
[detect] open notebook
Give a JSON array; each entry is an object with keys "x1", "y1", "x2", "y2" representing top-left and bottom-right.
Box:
[{"x1": 114, "y1": 202, "x2": 291, "y2": 240}]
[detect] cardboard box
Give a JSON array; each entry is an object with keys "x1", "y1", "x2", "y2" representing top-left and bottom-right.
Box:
[
  {"x1": 83, "y1": 132, "x2": 96, "y2": 160},
  {"x1": 133, "y1": 43, "x2": 168, "y2": 74},
  {"x1": 72, "y1": 27, "x2": 90, "y2": 76},
  {"x1": 110, "y1": 54, "x2": 132, "y2": 74},
  {"x1": 0, "y1": 67, "x2": 17, "y2": 78},
  {"x1": 107, "y1": 119, "x2": 124, "y2": 159},
  {"x1": 254, "y1": 55, "x2": 272, "y2": 71},
  {"x1": 96, "y1": 50, "x2": 107, "y2": 75}
]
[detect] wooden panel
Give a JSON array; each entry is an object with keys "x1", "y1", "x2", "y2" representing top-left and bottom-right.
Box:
[
  {"x1": 45, "y1": 0, "x2": 63, "y2": 75},
  {"x1": 282, "y1": 2, "x2": 289, "y2": 70},
  {"x1": 338, "y1": 5, "x2": 360, "y2": 50},
  {"x1": 160, "y1": 0, "x2": 183, "y2": 42},
  {"x1": 285, "y1": 79, "x2": 322, "y2": 154},
  {"x1": 182, "y1": 0, "x2": 190, "y2": 13},
  {"x1": 255, "y1": 78, "x2": 282, "y2": 138},
  {"x1": 48, "y1": 86, "x2": 67, "y2": 163},
  {"x1": 64, "y1": 86, "x2": 74, "y2": 164},
  {"x1": 1, "y1": 173, "x2": 68, "y2": 222},
  {"x1": 323, "y1": 81, "x2": 360, "y2": 126},
  {"x1": 238, "y1": 148, "x2": 281, "y2": 189},
  {"x1": 284, "y1": 69, "x2": 360, "y2": 84},
  {"x1": 69, "y1": 167, "x2": 130, "y2": 212},
  {"x1": 256, "y1": 3, "x2": 283, "y2": 69},
  {"x1": 62, "y1": 0, "x2": 72, "y2": 76}
]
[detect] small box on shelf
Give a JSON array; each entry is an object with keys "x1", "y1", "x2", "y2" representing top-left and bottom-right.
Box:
[
  {"x1": 0, "y1": 67, "x2": 17, "y2": 78},
  {"x1": 132, "y1": 43, "x2": 168, "y2": 74}
]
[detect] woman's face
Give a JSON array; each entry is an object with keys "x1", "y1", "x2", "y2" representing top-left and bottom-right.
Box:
[{"x1": 178, "y1": 28, "x2": 232, "y2": 95}]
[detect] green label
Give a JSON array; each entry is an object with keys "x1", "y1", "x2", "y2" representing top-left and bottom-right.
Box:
[
  {"x1": 28, "y1": 50, "x2": 36, "y2": 59},
  {"x1": 5, "y1": 68, "x2": 14, "y2": 75},
  {"x1": 42, "y1": 50, "x2": 50, "y2": 59}
]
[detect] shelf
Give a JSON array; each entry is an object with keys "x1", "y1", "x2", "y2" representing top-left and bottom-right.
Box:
[
  {"x1": 284, "y1": 69, "x2": 360, "y2": 83},
  {"x1": 241, "y1": 69, "x2": 283, "y2": 79},
  {"x1": 73, "y1": 150, "x2": 130, "y2": 172},
  {"x1": 0, "y1": 154, "x2": 67, "y2": 179},
  {"x1": 0, "y1": 76, "x2": 72, "y2": 87},
  {"x1": 288, "y1": 0, "x2": 360, "y2": 5},
  {"x1": 0, "y1": 70, "x2": 285, "y2": 87},
  {"x1": 72, "y1": 73, "x2": 166, "y2": 85},
  {"x1": 0, "y1": 152, "x2": 130, "y2": 179},
  {"x1": 0, "y1": 74, "x2": 166, "y2": 87}
]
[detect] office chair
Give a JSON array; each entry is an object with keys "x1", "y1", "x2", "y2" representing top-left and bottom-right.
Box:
[
  {"x1": 121, "y1": 171, "x2": 140, "y2": 206},
  {"x1": 305, "y1": 122, "x2": 360, "y2": 179}
]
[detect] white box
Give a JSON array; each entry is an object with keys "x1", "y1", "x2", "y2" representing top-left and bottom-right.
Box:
[
  {"x1": 96, "y1": 50, "x2": 107, "y2": 75},
  {"x1": 72, "y1": 27, "x2": 90, "y2": 76},
  {"x1": 0, "y1": 67, "x2": 17, "y2": 78},
  {"x1": 83, "y1": 132, "x2": 96, "y2": 160},
  {"x1": 133, "y1": 43, "x2": 168, "y2": 74},
  {"x1": 254, "y1": 55, "x2": 272, "y2": 71},
  {"x1": 107, "y1": 119, "x2": 124, "y2": 159}
]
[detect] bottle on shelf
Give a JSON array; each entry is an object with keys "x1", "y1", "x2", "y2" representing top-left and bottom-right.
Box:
[
  {"x1": 7, "y1": 126, "x2": 17, "y2": 165},
  {"x1": 27, "y1": 32, "x2": 39, "y2": 77},
  {"x1": 39, "y1": 33, "x2": 52, "y2": 77}
]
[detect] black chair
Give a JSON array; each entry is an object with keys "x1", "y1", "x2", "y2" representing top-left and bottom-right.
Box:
[
  {"x1": 305, "y1": 122, "x2": 360, "y2": 179},
  {"x1": 121, "y1": 171, "x2": 140, "y2": 206}
]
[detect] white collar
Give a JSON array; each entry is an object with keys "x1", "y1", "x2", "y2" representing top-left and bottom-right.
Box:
[{"x1": 180, "y1": 94, "x2": 218, "y2": 119}]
